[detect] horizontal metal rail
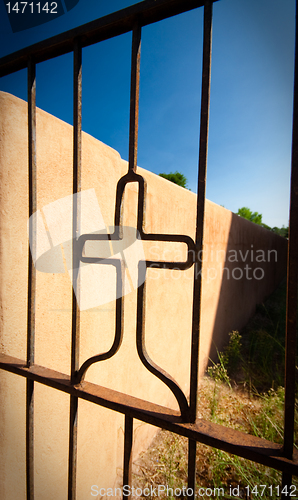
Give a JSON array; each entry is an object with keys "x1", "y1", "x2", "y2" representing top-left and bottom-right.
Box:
[
  {"x1": 1, "y1": 352, "x2": 297, "y2": 476},
  {"x1": 0, "y1": 0, "x2": 219, "y2": 78}
]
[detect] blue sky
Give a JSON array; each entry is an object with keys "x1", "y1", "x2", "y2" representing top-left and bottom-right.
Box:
[{"x1": 0, "y1": 0, "x2": 295, "y2": 228}]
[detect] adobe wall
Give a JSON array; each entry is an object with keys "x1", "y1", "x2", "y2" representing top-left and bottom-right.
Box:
[{"x1": 0, "y1": 92, "x2": 287, "y2": 499}]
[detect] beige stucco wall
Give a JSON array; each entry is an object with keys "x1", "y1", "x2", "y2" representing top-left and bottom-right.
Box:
[{"x1": 0, "y1": 92, "x2": 287, "y2": 499}]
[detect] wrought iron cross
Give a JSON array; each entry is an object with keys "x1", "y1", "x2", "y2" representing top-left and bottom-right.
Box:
[{"x1": 75, "y1": 168, "x2": 195, "y2": 420}]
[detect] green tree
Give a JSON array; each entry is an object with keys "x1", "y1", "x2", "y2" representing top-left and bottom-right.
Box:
[
  {"x1": 237, "y1": 207, "x2": 262, "y2": 225},
  {"x1": 271, "y1": 225, "x2": 289, "y2": 238},
  {"x1": 237, "y1": 207, "x2": 288, "y2": 237},
  {"x1": 159, "y1": 171, "x2": 188, "y2": 189}
]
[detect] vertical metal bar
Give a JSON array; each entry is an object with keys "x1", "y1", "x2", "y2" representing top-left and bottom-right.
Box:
[
  {"x1": 126, "y1": 38, "x2": 141, "y2": 500},
  {"x1": 123, "y1": 415, "x2": 133, "y2": 500},
  {"x1": 68, "y1": 397, "x2": 78, "y2": 500},
  {"x1": 128, "y1": 21, "x2": 141, "y2": 173},
  {"x1": 26, "y1": 56, "x2": 36, "y2": 500},
  {"x1": 189, "y1": 0, "x2": 213, "y2": 423},
  {"x1": 282, "y1": 472, "x2": 293, "y2": 499},
  {"x1": 282, "y1": 0, "x2": 298, "y2": 492},
  {"x1": 68, "y1": 38, "x2": 82, "y2": 500},
  {"x1": 71, "y1": 42, "x2": 82, "y2": 371},
  {"x1": 27, "y1": 56, "x2": 36, "y2": 370},
  {"x1": 188, "y1": 439, "x2": 197, "y2": 499},
  {"x1": 26, "y1": 379, "x2": 34, "y2": 500}
]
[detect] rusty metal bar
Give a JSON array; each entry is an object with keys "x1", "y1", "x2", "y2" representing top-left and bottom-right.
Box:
[
  {"x1": 128, "y1": 22, "x2": 141, "y2": 173},
  {"x1": 68, "y1": 396, "x2": 78, "y2": 500},
  {"x1": 75, "y1": 259, "x2": 124, "y2": 384},
  {"x1": 68, "y1": 38, "x2": 82, "y2": 500},
  {"x1": 187, "y1": 439, "x2": 196, "y2": 499},
  {"x1": 281, "y1": 473, "x2": 293, "y2": 500},
  {"x1": 79, "y1": 170, "x2": 193, "y2": 418},
  {"x1": 189, "y1": 0, "x2": 213, "y2": 423},
  {"x1": 282, "y1": 0, "x2": 298, "y2": 492},
  {"x1": 26, "y1": 380, "x2": 34, "y2": 500},
  {"x1": 71, "y1": 38, "x2": 82, "y2": 380},
  {"x1": 136, "y1": 278, "x2": 189, "y2": 419},
  {"x1": 26, "y1": 56, "x2": 36, "y2": 500},
  {"x1": 1, "y1": 352, "x2": 298, "y2": 475},
  {"x1": 27, "y1": 57, "x2": 36, "y2": 370},
  {"x1": 123, "y1": 415, "x2": 133, "y2": 499},
  {"x1": 0, "y1": 0, "x2": 220, "y2": 78}
]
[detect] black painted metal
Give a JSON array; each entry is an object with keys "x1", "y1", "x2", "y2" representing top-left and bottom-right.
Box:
[
  {"x1": 71, "y1": 38, "x2": 82, "y2": 382},
  {"x1": 190, "y1": 0, "x2": 213, "y2": 425},
  {"x1": 26, "y1": 57, "x2": 36, "y2": 500},
  {"x1": 77, "y1": 21, "x2": 196, "y2": 416},
  {"x1": 282, "y1": 0, "x2": 298, "y2": 494},
  {"x1": 129, "y1": 22, "x2": 141, "y2": 174},
  {"x1": 123, "y1": 415, "x2": 133, "y2": 498},
  {"x1": 0, "y1": 0, "x2": 220, "y2": 78},
  {"x1": 1, "y1": 352, "x2": 298, "y2": 475},
  {"x1": 68, "y1": 39, "x2": 82, "y2": 500},
  {"x1": 75, "y1": 259, "x2": 125, "y2": 384},
  {"x1": 187, "y1": 439, "x2": 197, "y2": 500}
]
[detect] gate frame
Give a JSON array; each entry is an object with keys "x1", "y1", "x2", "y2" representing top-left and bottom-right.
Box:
[{"x1": 0, "y1": 0, "x2": 297, "y2": 498}]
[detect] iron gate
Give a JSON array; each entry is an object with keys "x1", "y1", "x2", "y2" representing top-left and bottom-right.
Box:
[{"x1": 0, "y1": 0, "x2": 297, "y2": 498}]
